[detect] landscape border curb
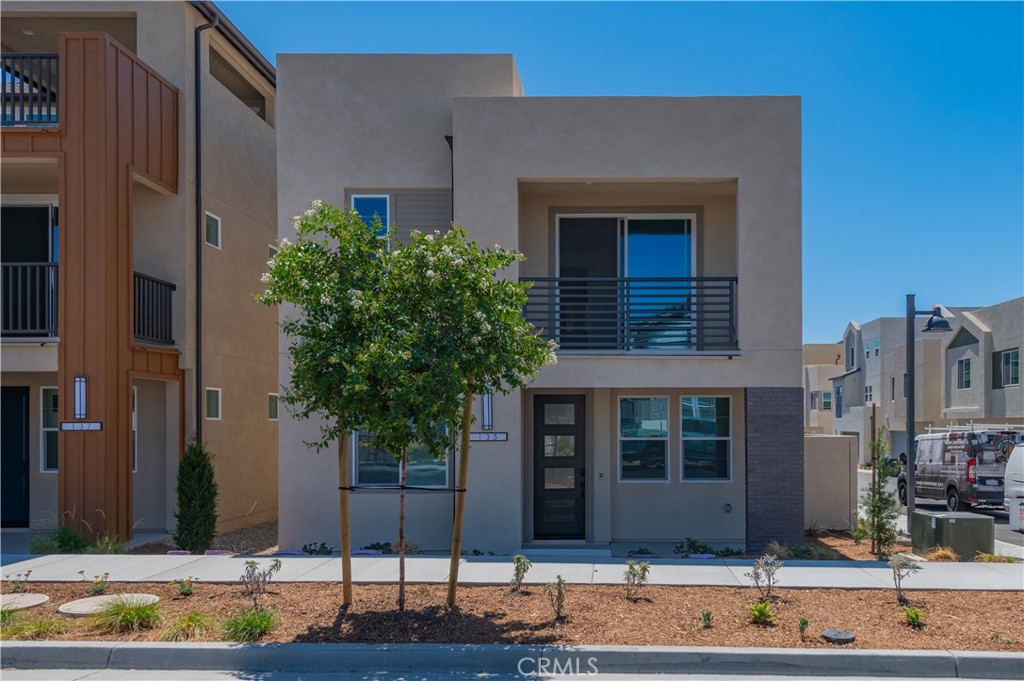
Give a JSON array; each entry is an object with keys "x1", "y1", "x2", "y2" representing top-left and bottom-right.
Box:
[{"x1": 2, "y1": 642, "x2": 1022, "y2": 678}]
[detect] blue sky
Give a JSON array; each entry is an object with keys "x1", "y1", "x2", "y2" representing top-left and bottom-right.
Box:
[{"x1": 223, "y1": 1, "x2": 1023, "y2": 343}]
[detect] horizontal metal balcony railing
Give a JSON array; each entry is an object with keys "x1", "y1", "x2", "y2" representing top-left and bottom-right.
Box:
[
  {"x1": 522, "y1": 276, "x2": 738, "y2": 353},
  {"x1": 134, "y1": 272, "x2": 175, "y2": 345},
  {"x1": 1, "y1": 262, "x2": 58, "y2": 337},
  {"x1": 2, "y1": 53, "x2": 59, "y2": 127}
]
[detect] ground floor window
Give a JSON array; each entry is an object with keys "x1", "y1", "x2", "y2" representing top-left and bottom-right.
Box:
[
  {"x1": 618, "y1": 396, "x2": 668, "y2": 481},
  {"x1": 353, "y1": 431, "x2": 449, "y2": 487},
  {"x1": 41, "y1": 386, "x2": 58, "y2": 471},
  {"x1": 681, "y1": 396, "x2": 731, "y2": 480}
]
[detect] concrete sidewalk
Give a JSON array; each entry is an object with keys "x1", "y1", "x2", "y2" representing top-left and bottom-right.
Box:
[{"x1": 1, "y1": 553, "x2": 1021, "y2": 590}]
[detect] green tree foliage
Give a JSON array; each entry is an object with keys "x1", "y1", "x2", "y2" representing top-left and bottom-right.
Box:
[
  {"x1": 173, "y1": 436, "x2": 219, "y2": 554},
  {"x1": 862, "y1": 427, "x2": 900, "y2": 556}
]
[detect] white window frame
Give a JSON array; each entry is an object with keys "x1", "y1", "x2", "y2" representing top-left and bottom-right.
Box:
[
  {"x1": 204, "y1": 211, "x2": 222, "y2": 249},
  {"x1": 617, "y1": 395, "x2": 670, "y2": 483},
  {"x1": 351, "y1": 194, "x2": 391, "y2": 240},
  {"x1": 351, "y1": 430, "x2": 450, "y2": 489},
  {"x1": 864, "y1": 385, "x2": 873, "y2": 403},
  {"x1": 822, "y1": 391, "x2": 833, "y2": 411},
  {"x1": 680, "y1": 395, "x2": 732, "y2": 483},
  {"x1": 1000, "y1": 349, "x2": 1020, "y2": 387},
  {"x1": 205, "y1": 387, "x2": 222, "y2": 420},
  {"x1": 957, "y1": 358, "x2": 971, "y2": 390},
  {"x1": 268, "y1": 393, "x2": 279, "y2": 421},
  {"x1": 40, "y1": 386, "x2": 58, "y2": 473}
]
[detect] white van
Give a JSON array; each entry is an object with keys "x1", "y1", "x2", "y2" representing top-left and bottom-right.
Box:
[{"x1": 1004, "y1": 445, "x2": 1024, "y2": 513}]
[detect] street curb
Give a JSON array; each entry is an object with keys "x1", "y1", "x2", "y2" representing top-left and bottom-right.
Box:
[{"x1": 2, "y1": 642, "x2": 1022, "y2": 678}]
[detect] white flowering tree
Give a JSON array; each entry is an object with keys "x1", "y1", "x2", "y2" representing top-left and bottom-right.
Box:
[{"x1": 262, "y1": 203, "x2": 554, "y2": 611}]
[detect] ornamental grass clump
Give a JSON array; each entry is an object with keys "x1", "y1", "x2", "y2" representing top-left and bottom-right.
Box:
[
  {"x1": 160, "y1": 611, "x2": 215, "y2": 642},
  {"x1": 224, "y1": 607, "x2": 276, "y2": 642},
  {"x1": 92, "y1": 597, "x2": 161, "y2": 633},
  {"x1": 1, "y1": 616, "x2": 67, "y2": 640}
]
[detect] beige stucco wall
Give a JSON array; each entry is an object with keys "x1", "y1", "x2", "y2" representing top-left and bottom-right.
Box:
[
  {"x1": 0, "y1": 372, "x2": 59, "y2": 529},
  {"x1": 804, "y1": 434, "x2": 857, "y2": 530}
]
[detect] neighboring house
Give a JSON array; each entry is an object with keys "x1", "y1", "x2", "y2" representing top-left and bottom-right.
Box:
[
  {"x1": 941, "y1": 297, "x2": 1022, "y2": 424},
  {"x1": 803, "y1": 343, "x2": 842, "y2": 433},
  {"x1": 0, "y1": 1, "x2": 278, "y2": 538},
  {"x1": 276, "y1": 54, "x2": 803, "y2": 553},
  {"x1": 829, "y1": 300, "x2": 1022, "y2": 467}
]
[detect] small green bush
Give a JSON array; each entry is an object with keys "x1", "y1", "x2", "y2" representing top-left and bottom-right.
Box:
[
  {"x1": 798, "y1": 616, "x2": 810, "y2": 640},
  {"x1": 172, "y1": 576, "x2": 198, "y2": 597},
  {"x1": 79, "y1": 570, "x2": 110, "y2": 595},
  {"x1": 223, "y1": 607, "x2": 276, "y2": 642},
  {"x1": 673, "y1": 537, "x2": 743, "y2": 558},
  {"x1": 624, "y1": 560, "x2": 650, "y2": 602},
  {"x1": 174, "y1": 436, "x2": 219, "y2": 555},
  {"x1": 747, "y1": 601, "x2": 777, "y2": 626},
  {"x1": 29, "y1": 524, "x2": 89, "y2": 554},
  {"x1": 92, "y1": 596, "x2": 161, "y2": 633},
  {"x1": 698, "y1": 611, "x2": 713, "y2": 630},
  {"x1": 2, "y1": 616, "x2": 67, "y2": 640},
  {"x1": 0, "y1": 608, "x2": 15, "y2": 628},
  {"x1": 545, "y1": 575, "x2": 567, "y2": 622},
  {"x1": 508, "y1": 554, "x2": 532, "y2": 594},
  {"x1": 160, "y1": 611, "x2": 215, "y2": 641},
  {"x1": 903, "y1": 606, "x2": 926, "y2": 630},
  {"x1": 86, "y1": 534, "x2": 126, "y2": 555},
  {"x1": 301, "y1": 542, "x2": 334, "y2": 555}
]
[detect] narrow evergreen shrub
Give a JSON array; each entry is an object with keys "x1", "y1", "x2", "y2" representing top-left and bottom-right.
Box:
[{"x1": 173, "y1": 435, "x2": 219, "y2": 554}]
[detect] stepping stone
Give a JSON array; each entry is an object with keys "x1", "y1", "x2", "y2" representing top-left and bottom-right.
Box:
[
  {"x1": 0, "y1": 593, "x2": 50, "y2": 611},
  {"x1": 821, "y1": 629, "x2": 856, "y2": 645},
  {"x1": 57, "y1": 593, "x2": 159, "y2": 618}
]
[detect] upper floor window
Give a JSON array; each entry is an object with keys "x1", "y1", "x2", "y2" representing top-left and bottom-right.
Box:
[
  {"x1": 681, "y1": 396, "x2": 731, "y2": 481},
  {"x1": 874, "y1": 340, "x2": 880, "y2": 357},
  {"x1": 268, "y1": 393, "x2": 279, "y2": 421},
  {"x1": 848, "y1": 346, "x2": 855, "y2": 370},
  {"x1": 822, "y1": 391, "x2": 833, "y2": 411},
  {"x1": 351, "y1": 195, "x2": 389, "y2": 238},
  {"x1": 957, "y1": 358, "x2": 971, "y2": 390},
  {"x1": 810, "y1": 392, "x2": 818, "y2": 410},
  {"x1": 865, "y1": 385, "x2": 873, "y2": 403},
  {"x1": 205, "y1": 387, "x2": 221, "y2": 420},
  {"x1": 995, "y1": 349, "x2": 1020, "y2": 388},
  {"x1": 205, "y1": 212, "x2": 222, "y2": 249},
  {"x1": 352, "y1": 431, "x2": 449, "y2": 487},
  {"x1": 903, "y1": 372, "x2": 908, "y2": 398},
  {"x1": 890, "y1": 376, "x2": 896, "y2": 402},
  {"x1": 865, "y1": 344, "x2": 870, "y2": 360},
  {"x1": 619, "y1": 397, "x2": 668, "y2": 481}
]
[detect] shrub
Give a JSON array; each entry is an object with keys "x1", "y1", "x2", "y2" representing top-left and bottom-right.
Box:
[
  {"x1": 903, "y1": 606, "x2": 926, "y2": 630},
  {"x1": 745, "y1": 553, "x2": 784, "y2": 602},
  {"x1": 747, "y1": 601, "x2": 777, "y2": 626},
  {"x1": 223, "y1": 607, "x2": 275, "y2": 642},
  {"x1": 360, "y1": 542, "x2": 392, "y2": 553},
  {"x1": 0, "y1": 609, "x2": 15, "y2": 628},
  {"x1": 624, "y1": 560, "x2": 650, "y2": 602},
  {"x1": 698, "y1": 611, "x2": 713, "y2": 630},
  {"x1": 1, "y1": 616, "x2": 66, "y2": 640},
  {"x1": 86, "y1": 534, "x2": 126, "y2": 555},
  {"x1": 923, "y1": 545, "x2": 959, "y2": 562},
  {"x1": 79, "y1": 570, "x2": 110, "y2": 595},
  {"x1": 798, "y1": 616, "x2": 810, "y2": 640},
  {"x1": 861, "y1": 430, "x2": 901, "y2": 556},
  {"x1": 765, "y1": 540, "x2": 840, "y2": 561},
  {"x1": 674, "y1": 537, "x2": 744, "y2": 558},
  {"x1": 888, "y1": 555, "x2": 920, "y2": 605},
  {"x1": 29, "y1": 524, "x2": 89, "y2": 554},
  {"x1": 973, "y1": 552, "x2": 1017, "y2": 563},
  {"x1": 173, "y1": 435, "x2": 219, "y2": 554},
  {"x1": 92, "y1": 596, "x2": 161, "y2": 633},
  {"x1": 160, "y1": 611, "x2": 215, "y2": 641},
  {"x1": 508, "y1": 554, "x2": 532, "y2": 594},
  {"x1": 545, "y1": 575, "x2": 567, "y2": 621},
  {"x1": 6, "y1": 570, "x2": 32, "y2": 593},
  {"x1": 240, "y1": 558, "x2": 282, "y2": 610},
  {"x1": 301, "y1": 542, "x2": 334, "y2": 555},
  {"x1": 172, "y1": 576, "x2": 198, "y2": 597},
  {"x1": 628, "y1": 547, "x2": 656, "y2": 557}
]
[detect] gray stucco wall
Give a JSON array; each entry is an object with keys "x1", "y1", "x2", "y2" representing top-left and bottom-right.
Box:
[{"x1": 745, "y1": 387, "x2": 804, "y2": 551}]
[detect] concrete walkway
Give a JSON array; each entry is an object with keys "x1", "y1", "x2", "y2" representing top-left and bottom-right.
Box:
[{"x1": 1, "y1": 553, "x2": 1021, "y2": 590}]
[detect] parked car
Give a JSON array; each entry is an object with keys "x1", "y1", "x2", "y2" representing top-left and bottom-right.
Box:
[
  {"x1": 897, "y1": 429, "x2": 1021, "y2": 512},
  {"x1": 1004, "y1": 444, "x2": 1024, "y2": 513}
]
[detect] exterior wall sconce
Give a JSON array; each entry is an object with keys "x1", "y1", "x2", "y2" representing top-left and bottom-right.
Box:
[
  {"x1": 73, "y1": 375, "x2": 87, "y2": 419},
  {"x1": 481, "y1": 392, "x2": 493, "y2": 431}
]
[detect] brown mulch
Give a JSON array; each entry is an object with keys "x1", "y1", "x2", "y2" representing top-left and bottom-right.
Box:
[
  {"x1": 3, "y1": 581, "x2": 1022, "y2": 651},
  {"x1": 809, "y1": 531, "x2": 910, "y2": 561},
  {"x1": 129, "y1": 522, "x2": 279, "y2": 556}
]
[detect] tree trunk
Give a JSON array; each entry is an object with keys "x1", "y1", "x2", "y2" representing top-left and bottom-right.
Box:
[
  {"x1": 446, "y1": 378, "x2": 475, "y2": 607},
  {"x1": 338, "y1": 432, "x2": 353, "y2": 606},
  {"x1": 398, "y1": 446, "x2": 408, "y2": 612}
]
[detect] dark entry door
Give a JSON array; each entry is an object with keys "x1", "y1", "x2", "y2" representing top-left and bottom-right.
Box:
[
  {"x1": 1, "y1": 386, "x2": 31, "y2": 527},
  {"x1": 534, "y1": 395, "x2": 586, "y2": 539}
]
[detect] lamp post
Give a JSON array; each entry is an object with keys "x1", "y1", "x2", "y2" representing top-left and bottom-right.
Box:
[{"x1": 905, "y1": 294, "x2": 952, "y2": 527}]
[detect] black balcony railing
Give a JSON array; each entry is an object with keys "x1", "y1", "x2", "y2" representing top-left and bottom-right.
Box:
[
  {"x1": 522, "y1": 276, "x2": 738, "y2": 353},
  {"x1": 2, "y1": 53, "x2": 59, "y2": 127},
  {"x1": 1, "y1": 262, "x2": 57, "y2": 337},
  {"x1": 134, "y1": 272, "x2": 175, "y2": 345}
]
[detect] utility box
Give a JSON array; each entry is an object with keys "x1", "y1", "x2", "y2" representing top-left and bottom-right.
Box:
[
  {"x1": 1009, "y1": 500, "x2": 1024, "y2": 533},
  {"x1": 911, "y1": 510, "x2": 937, "y2": 554},
  {"x1": 915, "y1": 511, "x2": 995, "y2": 560}
]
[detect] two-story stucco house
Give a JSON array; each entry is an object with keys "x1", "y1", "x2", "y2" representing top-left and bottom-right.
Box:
[
  {"x1": 1, "y1": 0, "x2": 278, "y2": 539},
  {"x1": 276, "y1": 54, "x2": 803, "y2": 554}
]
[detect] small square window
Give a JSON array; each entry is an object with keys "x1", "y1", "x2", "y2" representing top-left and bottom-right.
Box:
[
  {"x1": 205, "y1": 212, "x2": 222, "y2": 249},
  {"x1": 351, "y1": 195, "x2": 389, "y2": 238},
  {"x1": 205, "y1": 388, "x2": 221, "y2": 420},
  {"x1": 268, "y1": 393, "x2": 279, "y2": 421}
]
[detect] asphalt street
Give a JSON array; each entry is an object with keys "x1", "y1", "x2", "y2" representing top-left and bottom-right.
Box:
[{"x1": 856, "y1": 469, "x2": 1024, "y2": 548}]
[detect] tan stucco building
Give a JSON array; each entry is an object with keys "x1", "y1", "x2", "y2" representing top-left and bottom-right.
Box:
[
  {"x1": 1, "y1": 1, "x2": 278, "y2": 537},
  {"x1": 803, "y1": 343, "x2": 842, "y2": 434},
  {"x1": 276, "y1": 54, "x2": 804, "y2": 553}
]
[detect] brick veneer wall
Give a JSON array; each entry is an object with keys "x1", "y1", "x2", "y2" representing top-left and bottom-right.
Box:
[{"x1": 745, "y1": 387, "x2": 805, "y2": 552}]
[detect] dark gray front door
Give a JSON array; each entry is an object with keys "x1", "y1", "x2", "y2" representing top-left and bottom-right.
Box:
[
  {"x1": 1, "y1": 386, "x2": 30, "y2": 527},
  {"x1": 534, "y1": 395, "x2": 586, "y2": 539}
]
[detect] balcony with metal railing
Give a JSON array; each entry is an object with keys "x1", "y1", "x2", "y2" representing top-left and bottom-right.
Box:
[
  {"x1": 522, "y1": 276, "x2": 738, "y2": 354},
  {"x1": 1, "y1": 53, "x2": 59, "y2": 127},
  {"x1": 1, "y1": 262, "x2": 58, "y2": 337},
  {"x1": 133, "y1": 272, "x2": 175, "y2": 345}
]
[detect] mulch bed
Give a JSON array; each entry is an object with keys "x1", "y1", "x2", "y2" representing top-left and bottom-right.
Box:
[
  {"x1": 3, "y1": 581, "x2": 1022, "y2": 651},
  {"x1": 809, "y1": 531, "x2": 908, "y2": 561}
]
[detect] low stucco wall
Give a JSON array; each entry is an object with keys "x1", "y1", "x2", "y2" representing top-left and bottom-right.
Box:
[{"x1": 804, "y1": 434, "x2": 857, "y2": 531}]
